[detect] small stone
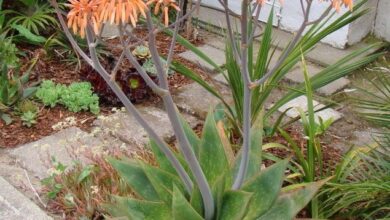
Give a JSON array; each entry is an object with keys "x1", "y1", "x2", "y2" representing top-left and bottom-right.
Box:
[
  {"x1": 277, "y1": 96, "x2": 342, "y2": 123},
  {"x1": 0, "y1": 177, "x2": 52, "y2": 220}
]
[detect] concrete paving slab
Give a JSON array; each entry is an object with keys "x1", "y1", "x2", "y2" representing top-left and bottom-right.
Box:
[
  {"x1": 0, "y1": 177, "x2": 52, "y2": 220},
  {"x1": 286, "y1": 63, "x2": 350, "y2": 96},
  {"x1": 10, "y1": 127, "x2": 103, "y2": 179},
  {"x1": 179, "y1": 44, "x2": 225, "y2": 71},
  {"x1": 93, "y1": 106, "x2": 200, "y2": 147},
  {"x1": 277, "y1": 96, "x2": 342, "y2": 123},
  {"x1": 174, "y1": 82, "x2": 232, "y2": 119}
]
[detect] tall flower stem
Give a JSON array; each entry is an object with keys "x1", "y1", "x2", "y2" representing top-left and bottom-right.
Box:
[
  {"x1": 50, "y1": 0, "x2": 194, "y2": 195},
  {"x1": 232, "y1": 0, "x2": 253, "y2": 190},
  {"x1": 145, "y1": 12, "x2": 215, "y2": 220}
]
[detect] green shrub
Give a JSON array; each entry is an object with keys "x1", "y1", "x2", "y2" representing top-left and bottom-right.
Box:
[
  {"x1": 36, "y1": 80, "x2": 100, "y2": 115},
  {"x1": 35, "y1": 80, "x2": 65, "y2": 107},
  {"x1": 61, "y1": 82, "x2": 100, "y2": 114}
]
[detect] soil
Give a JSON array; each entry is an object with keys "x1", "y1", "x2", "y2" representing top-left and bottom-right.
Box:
[
  {"x1": 264, "y1": 126, "x2": 343, "y2": 175},
  {"x1": 1, "y1": 28, "x2": 209, "y2": 148},
  {"x1": 0, "y1": 105, "x2": 106, "y2": 148}
]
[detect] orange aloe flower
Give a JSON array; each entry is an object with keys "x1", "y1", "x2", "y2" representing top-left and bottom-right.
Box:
[
  {"x1": 146, "y1": 0, "x2": 180, "y2": 26},
  {"x1": 66, "y1": 0, "x2": 100, "y2": 38},
  {"x1": 320, "y1": 0, "x2": 353, "y2": 11},
  {"x1": 66, "y1": 0, "x2": 148, "y2": 38},
  {"x1": 97, "y1": 0, "x2": 147, "y2": 27},
  {"x1": 330, "y1": 0, "x2": 353, "y2": 11}
]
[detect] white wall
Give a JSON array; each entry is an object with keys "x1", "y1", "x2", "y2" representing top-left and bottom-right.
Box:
[
  {"x1": 200, "y1": 0, "x2": 281, "y2": 26},
  {"x1": 279, "y1": 0, "x2": 350, "y2": 48},
  {"x1": 199, "y1": 0, "x2": 389, "y2": 48},
  {"x1": 348, "y1": 0, "x2": 378, "y2": 45},
  {"x1": 374, "y1": 0, "x2": 390, "y2": 42}
]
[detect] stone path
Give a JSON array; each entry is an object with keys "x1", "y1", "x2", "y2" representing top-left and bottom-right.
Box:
[
  {"x1": 0, "y1": 177, "x2": 52, "y2": 220},
  {"x1": 178, "y1": 32, "x2": 349, "y2": 123},
  {"x1": 178, "y1": 29, "x2": 381, "y2": 153}
]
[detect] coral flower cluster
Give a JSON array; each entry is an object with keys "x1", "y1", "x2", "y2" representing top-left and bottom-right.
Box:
[
  {"x1": 66, "y1": 0, "x2": 354, "y2": 38},
  {"x1": 66, "y1": 0, "x2": 179, "y2": 37}
]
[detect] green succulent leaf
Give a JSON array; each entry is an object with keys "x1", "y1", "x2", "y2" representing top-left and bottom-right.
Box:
[
  {"x1": 22, "y1": 87, "x2": 37, "y2": 99},
  {"x1": 11, "y1": 24, "x2": 47, "y2": 43},
  {"x1": 108, "y1": 196, "x2": 172, "y2": 220},
  {"x1": 172, "y1": 185, "x2": 203, "y2": 220},
  {"x1": 190, "y1": 186, "x2": 204, "y2": 217},
  {"x1": 258, "y1": 181, "x2": 327, "y2": 220},
  {"x1": 108, "y1": 158, "x2": 159, "y2": 201},
  {"x1": 199, "y1": 112, "x2": 230, "y2": 186},
  {"x1": 179, "y1": 114, "x2": 201, "y2": 157},
  {"x1": 219, "y1": 190, "x2": 253, "y2": 220},
  {"x1": 242, "y1": 159, "x2": 289, "y2": 219},
  {"x1": 149, "y1": 139, "x2": 177, "y2": 175},
  {"x1": 141, "y1": 162, "x2": 185, "y2": 205}
]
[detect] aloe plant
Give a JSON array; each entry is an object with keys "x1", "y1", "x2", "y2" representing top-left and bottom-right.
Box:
[
  {"x1": 49, "y1": 0, "x2": 363, "y2": 219},
  {"x1": 105, "y1": 112, "x2": 325, "y2": 220}
]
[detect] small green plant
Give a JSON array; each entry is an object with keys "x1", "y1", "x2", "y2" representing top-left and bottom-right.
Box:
[
  {"x1": 36, "y1": 80, "x2": 100, "y2": 115},
  {"x1": 132, "y1": 45, "x2": 151, "y2": 60},
  {"x1": 61, "y1": 82, "x2": 100, "y2": 114},
  {"x1": 42, "y1": 157, "x2": 67, "y2": 199},
  {"x1": 319, "y1": 134, "x2": 390, "y2": 219},
  {"x1": 35, "y1": 80, "x2": 65, "y2": 107},
  {"x1": 44, "y1": 31, "x2": 110, "y2": 70},
  {"x1": 18, "y1": 99, "x2": 39, "y2": 127},
  {"x1": 142, "y1": 58, "x2": 174, "y2": 76},
  {"x1": 42, "y1": 151, "x2": 141, "y2": 219},
  {"x1": 276, "y1": 57, "x2": 337, "y2": 217},
  {"x1": 21, "y1": 111, "x2": 37, "y2": 127},
  {"x1": 0, "y1": 0, "x2": 58, "y2": 44}
]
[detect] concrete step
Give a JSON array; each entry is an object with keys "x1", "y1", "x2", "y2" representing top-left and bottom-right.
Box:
[
  {"x1": 0, "y1": 177, "x2": 52, "y2": 220},
  {"x1": 285, "y1": 63, "x2": 350, "y2": 96},
  {"x1": 276, "y1": 95, "x2": 343, "y2": 123},
  {"x1": 9, "y1": 127, "x2": 105, "y2": 180},
  {"x1": 179, "y1": 44, "x2": 226, "y2": 71}
]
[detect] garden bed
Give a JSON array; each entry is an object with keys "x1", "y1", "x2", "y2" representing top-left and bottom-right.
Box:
[{"x1": 1, "y1": 28, "x2": 209, "y2": 148}]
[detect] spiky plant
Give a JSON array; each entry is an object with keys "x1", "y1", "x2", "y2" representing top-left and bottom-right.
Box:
[{"x1": 106, "y1": 113, "x2": 326, "y2": 220}]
